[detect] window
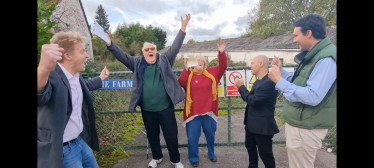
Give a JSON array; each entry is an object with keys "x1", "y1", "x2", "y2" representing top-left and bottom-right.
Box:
[{"x1": 268, "y1": 58, "x2": 283, "y2": 65}]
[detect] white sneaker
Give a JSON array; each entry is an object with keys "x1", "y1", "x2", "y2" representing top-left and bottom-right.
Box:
[
  {"x1": 171, "y1": 161, "x2": 184, "y2": 168},
  {"x1": 148, "y1": 158, "x2": 162, "y2": 168}
]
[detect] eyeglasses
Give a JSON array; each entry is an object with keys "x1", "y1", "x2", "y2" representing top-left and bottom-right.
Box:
[{"x1": 144, "y1": 47, "x2": 155, "y2": 52}]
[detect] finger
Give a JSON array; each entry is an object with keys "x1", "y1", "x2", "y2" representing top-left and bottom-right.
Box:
[
  {"x1": 59, "y1": 48, "x2": 64, "y2": 53},
  {"x1": 49, "y1": 50, "x2": 64, "y2": 57},
  {"x1": 44, "y1": 44, "x2": 59, "y2": 48},
  {"x1": 54, "y1": 56, "x2": 62, "y2": 61}
]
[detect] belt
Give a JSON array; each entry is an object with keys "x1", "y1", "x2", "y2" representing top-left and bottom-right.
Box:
[{"x1": 63, "y1": 138, "x2": 77, "y2": 146}]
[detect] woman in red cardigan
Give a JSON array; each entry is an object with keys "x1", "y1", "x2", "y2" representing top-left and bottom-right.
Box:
[{"x1": 178, "y1": 40, "x2": 228, "y2": 167}]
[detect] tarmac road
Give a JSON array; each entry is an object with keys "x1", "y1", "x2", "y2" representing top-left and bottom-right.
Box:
[{"x1": 112, "y1": 111, "x2": 337, "y2": 168}]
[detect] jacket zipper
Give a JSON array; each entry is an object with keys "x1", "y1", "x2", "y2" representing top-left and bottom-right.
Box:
[{"x1": 299, "y1": 104, "x2": 304, "y2": 120}]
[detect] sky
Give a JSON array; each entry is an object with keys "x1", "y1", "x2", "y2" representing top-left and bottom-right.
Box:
[{"x1": 80, "y1": 0, "x2": 260, "y2": 47}]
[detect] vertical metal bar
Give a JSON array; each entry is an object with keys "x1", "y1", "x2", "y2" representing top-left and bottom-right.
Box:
[{"x1": 228, "y1": 96, "x2": 231, "y2": 143}]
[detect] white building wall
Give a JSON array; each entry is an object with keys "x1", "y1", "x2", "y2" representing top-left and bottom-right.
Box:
[{"x1": 51, "y1": 0, "x2": 94, "y2": 61}]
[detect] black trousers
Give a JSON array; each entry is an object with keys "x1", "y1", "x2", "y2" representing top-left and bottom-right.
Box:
[
  {"x1": 141, "y1": 106, "x2": 180, "y2": 163},
  {"x1": 245, "y1": 130, "x2": 276, "y2": 168}
]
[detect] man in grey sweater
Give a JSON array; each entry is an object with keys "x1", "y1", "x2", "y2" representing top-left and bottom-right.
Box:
[{"x1": 100, "y1": 14, "x2": 191, "y2": 168}]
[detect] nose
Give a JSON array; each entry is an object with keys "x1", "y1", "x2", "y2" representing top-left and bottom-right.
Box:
[{"x1": 84, "y1": 52, "x2": 89, "y2": 58}]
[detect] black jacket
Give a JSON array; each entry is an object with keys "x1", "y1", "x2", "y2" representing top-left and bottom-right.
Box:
[
  {"x1": 37, "y1": 64, "x2": 102, "y2": 168},
  {"x1": 238, "y1": 74, "x2": 280, "y2": 135}
]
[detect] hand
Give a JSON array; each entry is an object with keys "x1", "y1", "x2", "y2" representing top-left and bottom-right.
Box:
[
  {"x1": 271, "y1": 56, "x2": 282, "y2": 70},
  {"x1": 217, "y1": 40, "x2": 226, "y2": 53},
  {"x1": 268, "y1": 65, "x2": 282, "y2": 83},
  {"x1": 99, "y1": 66, "x2": 109, "y2": 80},
  {"x1": 104, "y1": 33, "x2": 112, "y2": 46},
  {"x1": 184, "y1": 58, "x2": 189, "y2": 71},
  {"x1": 38, "y1": 44, "x2": 64, "y2": 73},
  {"x1": 180, "y1": 14, "x2": 191, "y2": 33},
  {"x1": 234, "y1": 77, "x2": 244, "y2": 89}
]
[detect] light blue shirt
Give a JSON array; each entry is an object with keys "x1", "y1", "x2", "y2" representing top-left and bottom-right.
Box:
[{"x1": 275, "y1": 57, "x2": 336, "y2": 106}]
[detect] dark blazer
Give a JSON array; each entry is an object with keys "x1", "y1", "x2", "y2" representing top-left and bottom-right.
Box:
[
  {"x1": 238, "y1": 74, "x2": 280, "y2": 135},
  {"x1": 37, "y1": 64, "x2": 102, "y2": 168}
]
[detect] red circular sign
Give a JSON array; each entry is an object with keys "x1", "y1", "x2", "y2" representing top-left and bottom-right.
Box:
[{"x1": 229, "y1": 71, "x2": 243, "y2": 85}]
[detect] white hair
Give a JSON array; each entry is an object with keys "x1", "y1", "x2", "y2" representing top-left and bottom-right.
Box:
[{"x1": 142, "y1": 42, "x2": 157, "y2": 51}]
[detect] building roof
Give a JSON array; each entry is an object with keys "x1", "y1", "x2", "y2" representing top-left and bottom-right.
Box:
[
  {"x1": 78, "y1": 0, "x2": 92, "y2": 38},
  {"x1": 159, "y1": 26, "x2": 336, "y2": 54}
]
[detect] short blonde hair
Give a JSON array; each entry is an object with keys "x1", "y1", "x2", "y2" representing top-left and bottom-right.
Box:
[{"x1": 50, "y1": 31, "x2": 87, "y2": 55}]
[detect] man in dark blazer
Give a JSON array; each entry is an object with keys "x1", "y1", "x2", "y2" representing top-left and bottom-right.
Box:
[
  {"x1": 234, "y1": 55, "x2": 280, "y2": 168},
  {"x1": 37, "y1": 31, "x2": 109, "y2": 168}
]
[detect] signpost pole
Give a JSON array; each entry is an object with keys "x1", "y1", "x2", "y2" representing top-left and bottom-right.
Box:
[{"x1": 228, "y1": 96, "x2": 231, "y2": 144}]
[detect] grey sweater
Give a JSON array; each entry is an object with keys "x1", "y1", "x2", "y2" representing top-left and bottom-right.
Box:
[{"x1": 107, "y1": 30, "x2": 186, "y2": 112}]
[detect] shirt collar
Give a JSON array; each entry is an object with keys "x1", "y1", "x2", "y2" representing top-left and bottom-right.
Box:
[{"x1": 57, "y1": 62, "x2": 79, "y2": 80}]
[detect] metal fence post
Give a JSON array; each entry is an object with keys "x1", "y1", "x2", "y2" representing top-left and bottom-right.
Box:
[{"x1": 228, "y1": 96, "x2": 231, "y2": 144}]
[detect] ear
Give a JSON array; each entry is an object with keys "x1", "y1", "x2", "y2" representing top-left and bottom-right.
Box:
[{"x1": 306, "y1": 30, "x2": 313, "y2": 38}]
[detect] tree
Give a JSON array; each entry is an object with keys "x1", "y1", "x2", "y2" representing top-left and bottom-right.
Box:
[
  {"x1": 247, "y1": 0, "x2": 336, "y2": 39},
  {"x1": 187, "y1": 39, "x2": 195, "y2": 44},
  {"x1": 112, "y1": 22, "x2": 168, "y2": 56},
  {"x1": 94, "y1": 4, "x2": 110, "y2": 32},
  {"x1": 37, "y1": 0, "x2": 57, "y2": 65},
  {"x1": 150, "y1": 26, "x2": 167, "y2": 50}
]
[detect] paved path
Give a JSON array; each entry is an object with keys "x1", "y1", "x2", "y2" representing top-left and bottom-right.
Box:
[{"x1": 112, "y1": 111, "x2": 336, "y2": 168}]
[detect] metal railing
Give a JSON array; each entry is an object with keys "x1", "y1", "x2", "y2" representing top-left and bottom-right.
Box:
[{"x1": 82, "y1": 65, "x2": 336, "y2": 152}]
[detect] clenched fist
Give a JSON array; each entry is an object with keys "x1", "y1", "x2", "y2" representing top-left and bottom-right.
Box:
[
  {"x1": 38, "y1": 44, "x2": 64, "y2": 73},
  {"x1": 234, "y1": 77, "x2": 244, "y2": 89}
]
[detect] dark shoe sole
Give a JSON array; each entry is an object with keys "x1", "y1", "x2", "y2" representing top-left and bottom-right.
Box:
[
  {"x1": 191, "y1": 161, "x2": 199, "y2": 167},
  {"x1": 209, "y1": 156, "x2": 217, "y2": 162}
]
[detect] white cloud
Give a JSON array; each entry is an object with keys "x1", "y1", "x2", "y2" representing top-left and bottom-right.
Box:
[{"x1": 81, "y1": 0, "x2": 259, "y2": 47}]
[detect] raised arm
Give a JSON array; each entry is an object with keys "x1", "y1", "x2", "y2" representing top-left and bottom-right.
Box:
[
  {"x1": 82, "y1": 66, "x2": 110, "y2": 91},
  {"x1": 101, "y1": 33, "x2": 137, "y2": 71},
  {"x1": 216, "y1": 40, "x2": 228, "y2": 80},
  {"x1": 178, "y1": 68, "x2": 190, "y2": 89},
  {"x1": 37, "y1": 44, "x2": 64, "y2": 93},
  {"x1": 163, "y1": 14, "x2": 191, "y2": 65}
]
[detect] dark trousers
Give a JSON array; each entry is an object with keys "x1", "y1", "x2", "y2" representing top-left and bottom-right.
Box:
[
  {"x1": 141, "y1": 106, "x2": 180, "y2": 163},
  {"x1": 245, "y1": 130, "x2": 276, "y2": 168}
]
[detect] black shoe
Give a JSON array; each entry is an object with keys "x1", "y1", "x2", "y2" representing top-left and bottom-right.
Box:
[
  {"x1": 209, "y1": 156, "x2": 217, "y2": 162},
  {"x1": 191, "y1": 161, "x2": 199, "y2": 167}
]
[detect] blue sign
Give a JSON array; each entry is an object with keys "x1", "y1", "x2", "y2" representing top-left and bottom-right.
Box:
[{"x1": 100, "y1": 79, "x2": 133, "y2": 89}]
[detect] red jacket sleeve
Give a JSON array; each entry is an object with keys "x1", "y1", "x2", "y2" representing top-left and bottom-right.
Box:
[
  {"x1": 217, "y1": 51, "x2": 228, "y2": 80},
  {"x1": 178, "y1": 68, "x2": 190, "y2": 89}
]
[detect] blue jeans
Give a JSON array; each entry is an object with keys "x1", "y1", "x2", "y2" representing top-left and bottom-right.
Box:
[
  {"x1": 62, "y1": 136, "x2": 99, "y2": 168},
  {"x1": 186, "y1": 115, "x2": 217, "y2": 163}
]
